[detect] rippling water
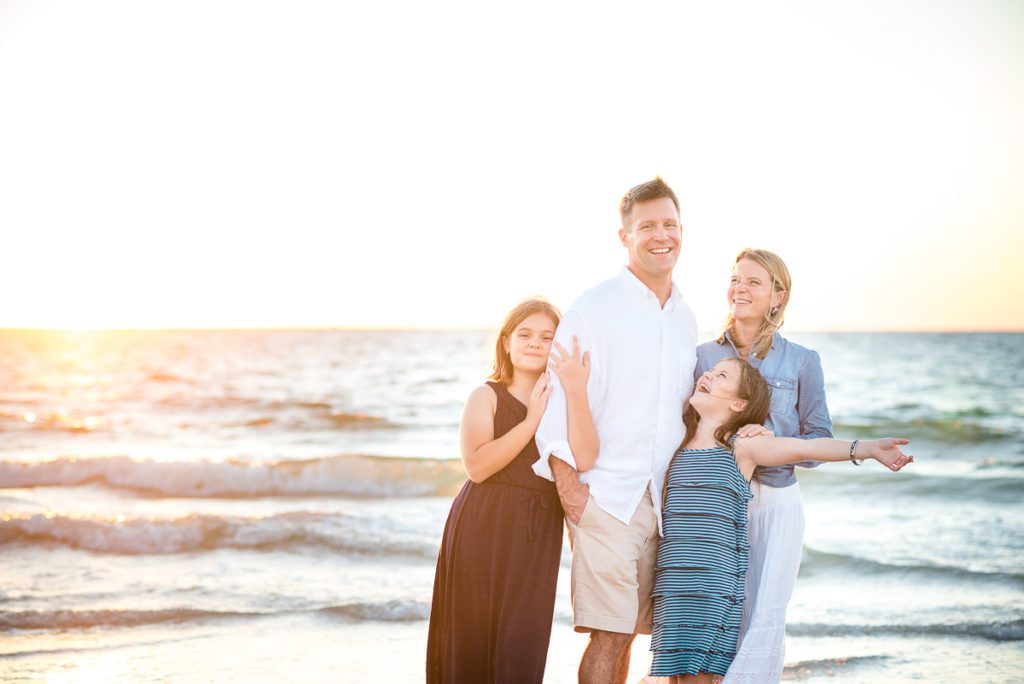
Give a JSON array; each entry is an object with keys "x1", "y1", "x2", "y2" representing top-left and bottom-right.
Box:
[{"x1": 1, "y1": 330, "x2": 1022, "y2": 682}]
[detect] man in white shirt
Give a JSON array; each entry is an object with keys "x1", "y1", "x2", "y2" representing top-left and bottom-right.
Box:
[{"x1": 533, "y1": 177, "x2": 698, "y2": 684}]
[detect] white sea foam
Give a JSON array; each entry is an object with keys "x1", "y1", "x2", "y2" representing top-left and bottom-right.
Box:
[
  {"x1": 0, "y1": 454, "x2": 466, "y2": 498},
  {"x1": 0, "y1": 599, "x2": 432, "y2": 631},
  {"x1": 0, "y1": 511, "x2": 438, "y2": 558}
]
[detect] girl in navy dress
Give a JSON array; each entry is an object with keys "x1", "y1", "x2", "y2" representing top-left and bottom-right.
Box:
[{"x1": 427, "y1": 298, "x2": 593, "y2": 684}]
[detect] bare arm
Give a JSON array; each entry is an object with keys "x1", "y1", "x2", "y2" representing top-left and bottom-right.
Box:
[
  {"x1": 460, "y1": 378, "x2": 552, "y2": 483},
  {"x1": 547, "y1": 339, "x2": 597, "y2": 524},
  {"x1": 734, "y1": 435, "x2": 913, "y2": 481},
  {"x1": 549, "y1": 336, "x2": 599, "y2": 472},
  {"x1": 550, "y1": 455, "x2": 590, "y2": 524}
]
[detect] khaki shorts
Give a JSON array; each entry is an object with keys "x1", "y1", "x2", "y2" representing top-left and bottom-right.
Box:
[{"x1": 565, "y1": 489, "x2": 659, "y2": 635}]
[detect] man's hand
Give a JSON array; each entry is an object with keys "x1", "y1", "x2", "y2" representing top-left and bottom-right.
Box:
[{"x1": 549, "y1": 456, "x2": 590, "y2": 525}]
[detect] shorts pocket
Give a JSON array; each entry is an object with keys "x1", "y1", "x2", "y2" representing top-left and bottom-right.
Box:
[{"x1": 568, "y1": 494, "x2": 594, "y2": 529}]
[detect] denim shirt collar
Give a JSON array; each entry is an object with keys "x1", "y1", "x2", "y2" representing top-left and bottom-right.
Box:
[{"x1": 719, "y1": 329, "x2": 782, "y2": 367}]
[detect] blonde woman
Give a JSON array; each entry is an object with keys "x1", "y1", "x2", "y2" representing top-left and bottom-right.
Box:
[{"x1": 695, "y1": 249, "x2": 832, "y2": 682}]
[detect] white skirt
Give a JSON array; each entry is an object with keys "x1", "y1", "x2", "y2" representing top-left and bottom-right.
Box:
[{"x1": 722, "y1": 481, "x2": 805, "y2": 684}]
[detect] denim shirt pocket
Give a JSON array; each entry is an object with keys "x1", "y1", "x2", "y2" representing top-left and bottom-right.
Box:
[{"x1": 764, "y1": 376, "x2": 798, "y2": 434}]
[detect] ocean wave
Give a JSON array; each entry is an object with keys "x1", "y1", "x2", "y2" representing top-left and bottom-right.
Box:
[
  {"x1": 145, "y1": 371, "x2": 192, "y2": 384},
  {"x1": 0, "y1": 511, "x2": 438, "y2": 558},
  {"x1": 154, "y1": 394, "x2": 398, "y2": 425},
  {"x1": 832, "y1": 416, "x2": 1015, "y2": 443},
  {"x1": 0, "y1": 454, "x2": 466, "y2": 498},
  {"x1": 0, "y1": 600, "x2": 430, "y2": 632},
  {"x1": 976, "y1": 457, "x2": 1024, "y2": 470},
  {"x1": 322, "y1": 412, "x2": 393, "y2": 428},
  {"x1": 821, "y1": 471, "x2": 1024, "y2": 503},
  {"x1": 787, "y1": 619, "x2": 1024, "y2": 642},
  {"x1": 315, "y1": 600, "x2": 430, "y2": 622},
  {"x1": 0, "y1": 411, "x2": 106, "y2": 434},
  {"x1": 801, "y1": 547, "x2": 1024, "y2": 583},
  {"x1": 783, "y1": 654, "x2": 888, "y2": 676},
  {"x1": 0, "y1": 608, "x2": 251, "y2": 631},
  {"x1": 225, "y1": 410, "x2": 397, "y2": 430}
]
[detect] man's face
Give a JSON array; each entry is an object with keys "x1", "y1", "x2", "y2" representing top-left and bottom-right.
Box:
[{"x1": 618, "y1": 197, "x2": 682, "y2": 281}]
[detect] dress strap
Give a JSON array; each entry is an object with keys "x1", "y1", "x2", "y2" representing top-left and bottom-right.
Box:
[{"x1": 486, "y1": 381, "x2": 527, "y2": 416}]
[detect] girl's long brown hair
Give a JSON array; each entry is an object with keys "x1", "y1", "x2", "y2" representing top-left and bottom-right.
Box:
[
  {"x1": 681, "y1": 358, "x2": 771, "y2": 450},
  {"x1": 489, "y1": 298, "x2": 561, "y2": 386}
]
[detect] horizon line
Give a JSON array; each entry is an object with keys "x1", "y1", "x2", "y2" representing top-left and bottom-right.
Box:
[{"x1": 2, "y1": 326, "x2": 1023, "y2": 334}]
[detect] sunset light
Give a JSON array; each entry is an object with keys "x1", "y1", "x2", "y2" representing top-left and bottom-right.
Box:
[
  {"x1": 1, "y1": 1, "x2": 1022, "y2": 332},
  {"x1": 1, "y1": 2, "x2": 1021, "y2": 683}
]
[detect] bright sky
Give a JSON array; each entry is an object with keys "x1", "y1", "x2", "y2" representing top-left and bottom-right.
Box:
[{"x1": 1, "y1": 0, "x2": 1022, "y2": 331}]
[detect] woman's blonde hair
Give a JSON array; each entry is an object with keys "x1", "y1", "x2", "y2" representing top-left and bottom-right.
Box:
[
  {"x1": 489, "y1": 298, "x2": 561, "y2": 386},
  {"x1": 717, "y1": 248, "x2": 791, "y2": 360}
]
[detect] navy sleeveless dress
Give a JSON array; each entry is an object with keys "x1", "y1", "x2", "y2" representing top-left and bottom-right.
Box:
[
  {"x1": 426, "y1": 382, "x2": 564, "y2": 684},
  {"x1": 650, "y1": 444, "x2": 753, "y2": 677}
]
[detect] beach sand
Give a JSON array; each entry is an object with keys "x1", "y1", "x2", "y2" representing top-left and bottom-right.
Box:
[{"x1": 5, "y1": 615, "x2": 1021, "y2": 683}]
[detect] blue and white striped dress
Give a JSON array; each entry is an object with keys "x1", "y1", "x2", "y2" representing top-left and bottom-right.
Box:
[{"x1": 650, "y1": 443, "x2": 753, "y2": 677}]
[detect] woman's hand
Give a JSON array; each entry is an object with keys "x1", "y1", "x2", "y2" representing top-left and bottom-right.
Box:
[
  {"x1": 525, "y1": 371, "x2": 553, "y2": 429},
  {"x1": 548, "y1": 336, "x2": 590, "y2": 397},
  {"x1": 736, "y1": 424, "x2": 773, "y2": 439},
  {"x1": 862, "y1": 438, "x2": 914, "y2": 471}
]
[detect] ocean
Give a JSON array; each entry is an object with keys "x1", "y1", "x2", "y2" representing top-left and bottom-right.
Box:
[{"x1": 1, "y1": 330, "x2": 1022, "y2": 683}]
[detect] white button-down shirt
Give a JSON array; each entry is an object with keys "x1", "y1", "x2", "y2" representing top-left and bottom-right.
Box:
[{"x1": 533, "y1": 267, "x2": 698, "y2": 531}]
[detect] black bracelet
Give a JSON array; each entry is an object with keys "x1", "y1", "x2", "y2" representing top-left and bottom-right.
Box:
[{"x1": 849, "y1": 439, "x2": 862, "y2": 466}]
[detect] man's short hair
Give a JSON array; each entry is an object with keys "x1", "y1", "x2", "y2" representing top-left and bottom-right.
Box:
[{"x1": 619, "y1": 177, "x2": 680, "y2": 227}]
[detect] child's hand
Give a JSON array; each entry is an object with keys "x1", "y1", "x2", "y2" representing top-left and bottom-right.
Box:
[
  {"x1": 548, "y1": 336, "x2": 590, "y2": 396},
  {"x1": 864, "y1": 438, "x2": 914, "y2": 471},
  {"x1": 526, "y1": 371, "x2": 553, "y2": 427}
]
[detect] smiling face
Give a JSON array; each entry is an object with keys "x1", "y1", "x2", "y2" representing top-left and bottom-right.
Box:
[
  {"x1": 502, "y1": 312, "x2": 556, "y2": 376},
  {"x1": 619, "y1": 197, "x2": 682, "y2": 282},
  {"x1": 728, "y1": 257, "x2": 785, "y2": 323},
  {"x1": 689, "y1": 358, "x2": 756, "y2": 421},
  {"x1": 682, "y1": 356, "x2": 772, "y2": 448}
]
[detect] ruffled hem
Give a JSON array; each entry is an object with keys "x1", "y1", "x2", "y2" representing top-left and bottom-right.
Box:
[{"x1": 650, "y1": 648, "x2": 734, "y2": 677}]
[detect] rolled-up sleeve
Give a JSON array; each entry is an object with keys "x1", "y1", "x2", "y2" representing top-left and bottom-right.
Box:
[
  {"x1": 532, "y1": 309, "x2": 589, "y2": 480},
  {"x1": 793, "y1": 349, "x2": 833, "y2": 467}
]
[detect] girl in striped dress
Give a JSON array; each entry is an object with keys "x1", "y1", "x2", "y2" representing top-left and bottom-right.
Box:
[{"x1": 650, "y1": 357, "x2": 913, "y2": 683}]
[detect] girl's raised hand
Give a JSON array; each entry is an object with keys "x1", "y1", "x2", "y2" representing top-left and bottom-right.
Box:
[
  {"x1": 525, "y1": 371, "x2": 554, "y2": 427},
  {"x1": 863, "y1": 438, "x2": 914, "y2": 471},
  {"x1": 548, "y1": 336, "x2": 590, "y2": 396}
]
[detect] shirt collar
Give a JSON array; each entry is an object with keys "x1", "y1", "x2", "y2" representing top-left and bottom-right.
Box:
[
  {"x1": 720, "y1": 329, "x2": 782, "y2": 357},
  {"x1": 617, "y1": 266, "x2": 682, "y2": 310}
]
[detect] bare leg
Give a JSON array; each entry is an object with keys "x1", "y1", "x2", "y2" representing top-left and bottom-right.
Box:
[
  {"x1": 674, "y1": 673, "x2": 716, "y2": 684},
  {"x1": 579, "y1": 630, "x2": 634, "y2": 684},
  {"x1": 612, "y1": 636, "x2": 633, "y2": 684}
]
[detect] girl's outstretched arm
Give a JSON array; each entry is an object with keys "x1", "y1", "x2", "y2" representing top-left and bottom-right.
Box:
[
  {"x1": 460, "y1": 377, "x2": 552, "y2": 483},
  {"x1": 735, "y1": 435, "x2": 913, "y2": 480}
]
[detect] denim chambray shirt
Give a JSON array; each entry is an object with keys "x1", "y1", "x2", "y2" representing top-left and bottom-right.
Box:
[{"x1": 695, "y1": 331, "x2": 833, "y2": 488}]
